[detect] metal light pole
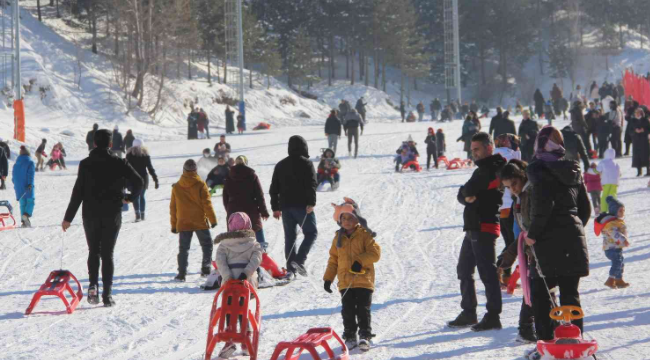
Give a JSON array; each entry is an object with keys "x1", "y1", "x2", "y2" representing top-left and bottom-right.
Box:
[
  {"x1": 14, "y1": 0, "x2": 20, "y2": 100},
  {"x1": 444, "y1": 0, "x2": 461, "y2": 104}
]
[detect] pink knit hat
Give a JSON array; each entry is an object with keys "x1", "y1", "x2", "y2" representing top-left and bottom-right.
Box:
[{"x1": 228, "y1": 212, "x2": 252, "y2": 231}]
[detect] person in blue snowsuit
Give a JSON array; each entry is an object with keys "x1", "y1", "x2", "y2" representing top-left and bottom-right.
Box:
[{"x1": 12, "y1": 145, "x2": 36, "y2": 227}]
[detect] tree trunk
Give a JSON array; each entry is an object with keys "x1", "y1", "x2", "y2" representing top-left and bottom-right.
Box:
[
  {"x1": 188, "y1": 48, "x2": 192, "y2": 80},
  {"x1": 56, "y1": 0, "x2": 60, "y2": 17},
  {"x1": 36, "y1": 0, "x2": 42, "y2": 22},
  {"x1": 345, "y1": 39, "x2": 349, "y2": 79},
  {"x1": 91, "y1": 2, "x2": 98, "y2": 54},
  {"x1": 49, "y1": 0, "x2": 53, "y2": 6},
  {"x1": 359, "y1": 49, "x2": 364, "y2": 81},
  {"x1": 381, "y1": 56, "x2": 386, "y2": 92},
  {"x1": 223, "y1": 61, "x2": 227, "y2": 84},
  {"x1": 351, "y1": 47, "x2": 355, "y2": 86},
  {"x1": 364, "y1": 54, "x2": 369, "y2": 86},
  {"x1": 249, "y1": 66, "x2": 253, "y2": 89},
  {"x1": 373, "y1": 48, "x2": 378, "y2": 89},
  {"x1": 207, "y1": 47, "x2": 212, "y2": 85},
  {"x1": 149, "y1": 43, "x2": 167, "y2": 115},
  {"x1": 328, "y1": 35, "x2": 334, "y2": 85}
]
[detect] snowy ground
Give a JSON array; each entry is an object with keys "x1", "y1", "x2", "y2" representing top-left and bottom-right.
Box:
[{"x1": 2, "y1": 114, "x2": 650, "y2": 360}]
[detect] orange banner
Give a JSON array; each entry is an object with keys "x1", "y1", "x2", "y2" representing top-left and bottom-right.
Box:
[
  {"x1": 623, "y1": 70, "x2": 650, "y2": 107},
  {"x1": 13, "y1": 99, "x2": 25, "y2": 142}
]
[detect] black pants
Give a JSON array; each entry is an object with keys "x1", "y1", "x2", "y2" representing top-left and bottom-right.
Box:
[
  {"x1": 426, "y1": 149, "x2": 438, "y2": 169},
  {"x1": 177, "y1": 230, "x2": 213, "y2": 274},
  {"x1": 598, "y1": 135, "x2": 610, "y2": 158},
  {"x1": 611, "y1": 126, "x2": 622, "y2": 157},
  {"x1": 532, "y1": 275, "x2": 582, "y2": 341},
  {"x1": 0, "y1": 177, "x2": 5, "y2": 190},
  {"x1": 83, "y1": 215, "x2": 122, "y2": 294},
  {"x1": 499, "y1": 213, "x2": 515, "y2": 276},
  {"x1": 520, "y1": 300, "x2": 534, "y2": 327},
  {"x1": 576, "y1": 130, "x2": 592, "y2": 153},
  {"x1": 347, "y1": 127, "x2": 359, "y2": 157},
  {"x1": 341, "y1": 288, "x2": 373, "y2": 338},
  {"x1": 457, "y1": 231, "x2": 502, "y2": 315}
]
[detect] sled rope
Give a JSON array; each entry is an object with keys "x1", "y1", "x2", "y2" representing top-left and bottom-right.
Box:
[
  {"x1": 285, "y1": 213, "x2": 309, "y2": 261},
  {"x1": 325, "y1": 273, "x2": 360, "y2": 326},
  {"x1": 530, "y1": 247, "x2": 561, "y2": 316}
]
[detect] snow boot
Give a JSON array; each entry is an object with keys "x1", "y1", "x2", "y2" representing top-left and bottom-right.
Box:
[
  {"x1": 604, "y1": 277, "x2": 617, "y2": 289},
  {"x1": 516, "y1": 324, "x2": 537, "y2": 343},
  {"x1": 87, "y1": 285, "x2": 100, "y2": 305},
  {"x1": 615, "y1": 278, "x2": 630, "y2": 288},
  {"x1": 140, "y1": 213, "x2": 145, "y2": 221},
  {"x1": 135, "y1": 212, "x2": 141, "y2": 223},
  {"x1": 201, "y1": 266, "x2": 211, "y2": 277},
  {"x1": 342, "y1": 333, "x2": 357, "y2": 351},
  {"x1": 358, "y1": 338, "x2": 371, "y2": 352},
  {"x1": 447, "y1": 311, "x2": 478, "y2": 328},
  {"x1": 174, "y1": 273, "x2": 186, "y2": 282},
  {"x1": 218, "y1": 341, "x2": 237, "y2": 359},
  {"x1": 291, "y1": 261, "x2": 308, "y2": 277},
  {"x1": 524, "y1": 348, "x2": 542, "y2": 360},
  {"x1": 103, "y1": 295, "x2": 116, "y2": 307},
  {"x1": 21, "y1": 214, "x2": 31, "y2": 228},
  {"x1": 471, "y1": 313, "x2": 502, "y2": 332}
]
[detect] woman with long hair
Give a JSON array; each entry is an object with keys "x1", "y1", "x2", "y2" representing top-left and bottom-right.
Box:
[{"x1": 126, "y1": 139, "x2": 159, "y2": 222}]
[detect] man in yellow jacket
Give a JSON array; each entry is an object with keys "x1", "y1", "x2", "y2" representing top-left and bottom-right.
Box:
[
  {"x1": 324, "y1": 199, "x2": 380, "y2": 351},
  {"x1": 170, "y1": 159, "x2": 218, "y2": 282}
]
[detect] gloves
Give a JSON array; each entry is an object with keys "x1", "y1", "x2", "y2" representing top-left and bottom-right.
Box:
[
  {"x1": 324, "y1": 280, "x2": 332, "y2": 293},
  {"x1": 155, "y1": 181, "x2": 160, "y2": 190},
  {"x1": 171, "y1": 229, "x2": 178, "y2": 234},
  {"x1": 351, "y1": 261, "x2": 362, "y2": 273},
  {"x1": 238, "y1": 273, "x2": 247, "y2": 281},
  {"x1": 211, "y1": 223, "x2": 217, "y2": 229},
  {"x1": 26, "y1": 184, "x2": 33, "y2": 191}
]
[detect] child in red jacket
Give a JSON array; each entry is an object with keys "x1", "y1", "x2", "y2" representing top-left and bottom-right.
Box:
[{"x1": 584, "y1": 162, "x2": 602, "y2": 214}]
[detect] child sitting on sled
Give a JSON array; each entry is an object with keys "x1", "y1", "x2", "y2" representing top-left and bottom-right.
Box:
[
  {"x1": 214, "y1": 212, "x2": 263, "y2": 359},
  {"x1": 206, "y1": 156, "x2": 230, "y2": 195},
  {"x1": 324, "y1": 198, "x2": 381, "y2": 352},
  {"x1": 595, "y1": 196, "x2": 630, "y2": 289},
  {"x1": 394, "y1": 136, "x2": 419, "y2": 172},
  {"x1": 318, "y1": 148, "x2": 341, "y2": 188}
]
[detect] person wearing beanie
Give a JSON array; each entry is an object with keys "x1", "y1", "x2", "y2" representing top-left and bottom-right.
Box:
[
  {"x1": 0, "y1": 138, "x2": 8, "y2": 190},
  {"x1": 35, "y1": 139, "x2": 47, "y2": 172},
  {"x1": 595, "y1": 196, "x2": 629, "y2": 289},
  {"x1": 62, "y1": 129, "x2": 143, "y2": 307},
  {"x1": 424, "y1": 128, "x2": 438, "y2": 170},
  {"x1": 212, "y1": 212, "x2": 263, "y2": 358},
  {"x1": 126, "y1": 138, "x2": 159, "y2": 222},
  {"x1": 170, "y1": 158, "x2": 218, "y2": 282},
  {"x1": 12, "y1": 145, "x2": 36, "y2": 227},
  {"x1": 269, "y1": 135, "x2": 318, "y2": 278},
  {"x1": 324, "y1": 198, "x2": 380, "y2": 351}
]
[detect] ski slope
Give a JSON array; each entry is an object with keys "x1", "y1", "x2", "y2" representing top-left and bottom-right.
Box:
[{"x1": 1, "y1": 115, "x2": 650, "y2": 360}]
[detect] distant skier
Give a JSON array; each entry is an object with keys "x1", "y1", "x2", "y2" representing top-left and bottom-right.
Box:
[
  {"x1": 12, "y1": 146, "x2": 35, "y2": 228},
  {"x1": 62, "y1": 129, "x2": 143, "y2": 307},
  {"x1": 170, "y1": 159, "x2": 218, "y2": 282},
  {"x1": 325, "y1": 198, "x2": 380, "y2": 352},
  {"x1": 126, "y1": 139, "x2": 159, "y2": 222}
]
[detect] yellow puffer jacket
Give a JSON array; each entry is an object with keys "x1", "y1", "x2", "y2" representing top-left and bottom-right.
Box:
[
  {"x1": 323, "y1": 226, "x2": 381, "y2": 291},
  {"x1": 170, "y1": 171, "x2": 217, "y2": 232}
]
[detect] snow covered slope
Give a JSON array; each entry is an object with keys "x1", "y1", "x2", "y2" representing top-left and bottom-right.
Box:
[{"x1": 1, "y1": 114, "x2": 650, "y2": 360}]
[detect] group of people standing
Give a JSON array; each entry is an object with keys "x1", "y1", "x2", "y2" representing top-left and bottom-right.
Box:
[{"x1": 327, "y1": 98, "x2": 367, "y2": 158}]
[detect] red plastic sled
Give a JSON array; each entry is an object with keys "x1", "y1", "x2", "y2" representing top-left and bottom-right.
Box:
[
  {"x1": 25, "y1": 270, "x2": 83, "y2": 315},
  {"x1": 537, "y1": 306, "x2": 598, "y2": 359},
  {"x1": 0, "y1": 211, "x2": 16, "y2": 231},
  {"x1": 205, "y1": 280, "x2": 261, "y2": 360},
  {"x1": 438, "y1": 156, "x2": 450, "y2": 168},
  {"x1": 212, "y1": 253, "x2": 288, "y2": 279},
  {"x1": 270, "y1": 327, "x2": 349, "y2": 360},
  {"x1": 507, "y1": 265, "x2": 520, "y2": 295},
  {"x1": 402, "y1": 160, "x2": 422, "y2": 172}
]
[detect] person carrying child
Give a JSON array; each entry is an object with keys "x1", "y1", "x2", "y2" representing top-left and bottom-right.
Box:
[
  {"x1": 324, "y1": 198, "x2": 381, "y2": 352},
  {"x1": 596, "y1": 148, "x2": 620, "y2": 213},
  {"x1": 206, "y1": 156, "x2": 230, "y2": 196},
  {"x1": 595, "y1": 196, "x2": 630, "y2": 289},
  {"x1": 584, "y1": 162, "x2": 603, "y2": 214},
  {"x1": 318, "y1": 149, "x2": 341, "y2": 188},
  {"x1": 424, "y1": 128, "x2": 439, "y2": 170},
  {"x1": 214, "y1": 212, "x2": 263, "y2": 359}
]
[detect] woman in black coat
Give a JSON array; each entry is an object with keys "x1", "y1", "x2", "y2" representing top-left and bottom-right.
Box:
[
  {"x1": 126, "y1": 139, "x2": 159, "y2": 222},
  {"x1": 525, "y1": 126, "x2": 591, "y2": 343},
  {"x1": 630, "y1": 107, "x2": 650, "y2": 176},
  {"x1": 225, "y1": 106, "x2": 235, "y2": 134},
  {"x1": 534, "y1": 89, "x2": 545, "y2": 118},
  {"x1": 222, "y1": 156, "x2": 270, "y2": 250}
]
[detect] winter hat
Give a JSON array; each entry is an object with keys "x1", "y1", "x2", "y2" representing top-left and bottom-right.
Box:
[
  {"x1": 183, "y1": 159, "x2": 197, "y2": 172},
  {"x1": 428, "y1": 127, "x2": 434, "y2": 134},
  {"x1": 132, "y1": 139, "x2": 143, "y2": 148},
  {"x1": 235, "y1": 155, "x2": 248, "y2": 166},
  {"x1": 228, "y1": 212, "x2": 252, "y2": 231},
  {"x1": 114, "y1": 125, "x2": 119, "y2": 131},
  {"x1": 606, "y1": 196, "x2": 624, "y2": 216},
  {"x1": 407, "y1": 135, "x2": 414, "y2": 142},
  {"x1": 19, "y1": 145, "x2": 29, "y2": 156},
  {"x1": 332, "y1": 197, "x2": 376, "y2": 248}
]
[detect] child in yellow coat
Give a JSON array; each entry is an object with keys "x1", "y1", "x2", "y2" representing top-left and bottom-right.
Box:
[{"x1": 324, "y1": 198, "x2": 381, "y2": 352}]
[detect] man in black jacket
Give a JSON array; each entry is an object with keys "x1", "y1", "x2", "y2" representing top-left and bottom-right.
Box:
[
  {"x1": 518, "y1": 110, "x2": 539, "y2": 162},
  {"x1": 324, "y1": 110, "x2": 342, "y2": 155},
  {"x1": 489, "y1": 108, "x2": 517, "y2": 139},
  {"x1": 561, "y1": 126, "x2": 590, "y2": 170},
  {"x1": 269, "y1": 135, "x2": 318, "y2": 278},
  {"x1": 86, "y1": 123, "x2": 98, "y2": 152},
  {"x1": 62, "y1": 129, "x2": 143, "y2": 307},
  {"x1": 0, "y1": 141, "x2": 7, "y2": 190},
  {"x1": 111, "y1": 126, "x2": 125, "y2": 158},
  {"x1": 344, "y1": 109, "x2": 364, "y2": 158},
  {"x1": 449, "y1": 132, "x2": 505, "y2": 332}
]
